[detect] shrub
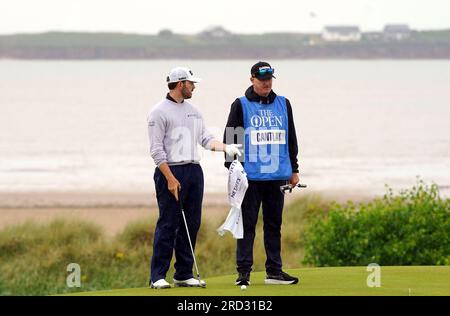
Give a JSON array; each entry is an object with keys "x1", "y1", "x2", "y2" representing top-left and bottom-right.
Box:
[{"x1": 303, "y1": 181, "x2": 450, "y2": 266}]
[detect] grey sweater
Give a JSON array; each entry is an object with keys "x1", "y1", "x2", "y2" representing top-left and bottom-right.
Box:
[{"x1": 147, "y1": 96, "x2": 215, "y2": 167}]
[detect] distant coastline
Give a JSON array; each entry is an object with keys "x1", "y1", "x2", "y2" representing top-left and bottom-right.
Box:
[{"x1": 1, "y1": 29, "x2": 450, "y2": 59}]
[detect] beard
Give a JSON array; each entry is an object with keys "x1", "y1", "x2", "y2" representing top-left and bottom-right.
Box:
[{"x1": 181, "y1": 86, "x2": 192, "y2": 99}]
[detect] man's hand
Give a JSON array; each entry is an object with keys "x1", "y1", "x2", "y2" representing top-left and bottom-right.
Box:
[
  {"x1": 158, "y1": 163, "x2": 181, "y2": 201},
  {"x1": 167, "y1": 176, "x2": 181, "y2": 201},
  {"x1": 225, "y1": 144, "x2": 242, "y2": 157},
  {"x1": 289, "y1": 173, "x2": 300, "y2": 187}
]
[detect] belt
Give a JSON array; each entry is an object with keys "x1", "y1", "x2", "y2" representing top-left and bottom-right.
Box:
[{"x1": 167, "y1": 161, "x2": 200, "y2": 166}]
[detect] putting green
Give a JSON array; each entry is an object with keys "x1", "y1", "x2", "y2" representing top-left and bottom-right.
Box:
[{"x1": 65, "y1": 266, "x2": 450, "y2": 296}]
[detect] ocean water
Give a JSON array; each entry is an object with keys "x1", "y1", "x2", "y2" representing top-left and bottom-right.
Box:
[{"x1": 0, "y1": 60, "x2": 449, "y2": 196}]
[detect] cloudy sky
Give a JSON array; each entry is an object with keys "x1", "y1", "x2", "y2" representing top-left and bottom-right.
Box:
[{"x1": 0, "y1": 0, "x2": 449, "y2": 34}]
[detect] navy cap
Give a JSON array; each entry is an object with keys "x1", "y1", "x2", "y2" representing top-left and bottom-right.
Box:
[{"x1": 251, "y1": 61, "x2": 276, "y2": 80}]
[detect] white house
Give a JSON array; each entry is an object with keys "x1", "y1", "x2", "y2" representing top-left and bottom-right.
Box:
[
  {"x1": 383, "y1": 24, "x2": 411, "y2": 40},
  {"x1": 199, "y1": 26, "x2": 232, "y2": 38},
  {"x1": 322, "y1": 26, "x2": 361, "y2": 42}
]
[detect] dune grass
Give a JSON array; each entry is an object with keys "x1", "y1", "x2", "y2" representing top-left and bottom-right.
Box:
[
  {"x1": 0, "y1": 194, "x2": 325, "y2": 296},
  {"x1": 1, "y1": 184, "x2": 448, "y2": 296}
]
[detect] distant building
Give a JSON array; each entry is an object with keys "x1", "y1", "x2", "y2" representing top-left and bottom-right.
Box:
[
  {"x1": 198, "y1": 26, "x2": 232, "y2": 38},
  {"x1": 363, "y1": 31, "x2": 383, "y2": 41},
  {"x1": 157, "y1": 29, "x2": 174, "y2": 38},
  {"x1": 383, "y1": 24, "x2": 411, "y2": 40},
  {"x1": 322, "y1": 26, "x2": 361, "y2": 42}
]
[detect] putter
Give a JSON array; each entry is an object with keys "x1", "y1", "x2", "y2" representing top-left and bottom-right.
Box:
[
  {"x1": 280, "y1": 183, "x2": 307, "y2": 194},
  {"x1": 177, "y1": 188, "x2": 205, "y2": 288}
]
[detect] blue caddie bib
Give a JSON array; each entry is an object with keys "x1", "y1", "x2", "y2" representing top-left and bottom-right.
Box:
[{"x1": 241, "y1": 95, "x2": 292, "y2": 181}]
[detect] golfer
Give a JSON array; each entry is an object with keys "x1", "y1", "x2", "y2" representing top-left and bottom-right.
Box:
[
  {"x1": 147, "y1": 67, "x2": 241, "y2": 289},
  {"x1": 223, "y1": 61, "x2": 300, "y2": 286}
]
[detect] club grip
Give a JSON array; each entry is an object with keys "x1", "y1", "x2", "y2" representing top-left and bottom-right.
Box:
[
  {"x1": 280, "y1": 183, "x2": 308, "y2": 193},
  {"x1": 177, "y1": 187, "x2": 183, "y2": 209}
]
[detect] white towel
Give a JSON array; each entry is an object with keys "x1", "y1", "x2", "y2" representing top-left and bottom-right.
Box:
[
  {"x1": 217, "y1": 160, "x2": 248, "y2": 239},
  {"x1": 217, "y1": 206, "x2": 243, "y2": 239}
]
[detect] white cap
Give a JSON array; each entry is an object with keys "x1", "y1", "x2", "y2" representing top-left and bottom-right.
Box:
[{"x1": 166, "y1": 67, "x2": 202, "y2": 83}]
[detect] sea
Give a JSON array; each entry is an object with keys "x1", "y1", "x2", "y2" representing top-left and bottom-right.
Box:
[{"x1": 1, "y1": 60, "x2": 449, "y2": 197}]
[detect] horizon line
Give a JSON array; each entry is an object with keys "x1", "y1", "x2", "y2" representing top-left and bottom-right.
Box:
[{"x1": 1, "y1": 26, "x2": 450, "y2": 37}]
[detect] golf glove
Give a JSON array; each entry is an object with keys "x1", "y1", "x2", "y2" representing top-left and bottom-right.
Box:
[{"x1": 225, "y1": 144, "x2": 242, "y2": 157}]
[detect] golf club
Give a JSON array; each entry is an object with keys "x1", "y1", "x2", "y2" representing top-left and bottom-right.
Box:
[
  {"x1": 178, "y1": 188, "x2": 205, "y2": 288},
  {"x1": 280, "y1": 183, "x2": 307, "y2": 194}
]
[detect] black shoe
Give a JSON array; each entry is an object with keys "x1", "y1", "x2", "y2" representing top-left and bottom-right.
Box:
[
  {"x1": 265, "y1": 271, "x2": 299, "y2": 285},
  {"x1": 235, "y1": 272, "x2": 251, "y2": 286}
]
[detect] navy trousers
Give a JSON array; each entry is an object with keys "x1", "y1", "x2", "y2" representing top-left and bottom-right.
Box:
[
  {"x1": 237, "y1": 180, "x2": 286, "y2": 275},
  {"x1": 150, "y1": 163, "x2": 204, "y2": 283}
]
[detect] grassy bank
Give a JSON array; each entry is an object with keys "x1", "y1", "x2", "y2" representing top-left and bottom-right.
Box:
[
  {"x1": 0, "y1": 194, "x2": 325, "y2": 296},
  {"x1": 2, "y1": 30, "x2": 450, "y2": 59},
  {"x1": 1, "y1": 182, "x2": 448, "y2": 296}
]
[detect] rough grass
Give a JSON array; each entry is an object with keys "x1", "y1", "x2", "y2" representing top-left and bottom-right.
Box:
[
  {"x1": 1, "y1": 184, "x2": 447, "y2": 296},
  {"x1": 0, "y1": 194, "x2": 324, "y2": 296}
]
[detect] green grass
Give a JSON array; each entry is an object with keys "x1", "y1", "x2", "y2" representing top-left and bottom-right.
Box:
[{"x1": 65, "y1": 266, "x2": 450, "y2": 296}]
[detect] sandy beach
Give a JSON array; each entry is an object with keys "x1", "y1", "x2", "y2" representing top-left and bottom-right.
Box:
[
  {"x1": 0, "y1": 191, "x2": 229, "y2": 236},
  {"x1": 0, "y1": 190, "x2": 375, "y2": 236}
]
